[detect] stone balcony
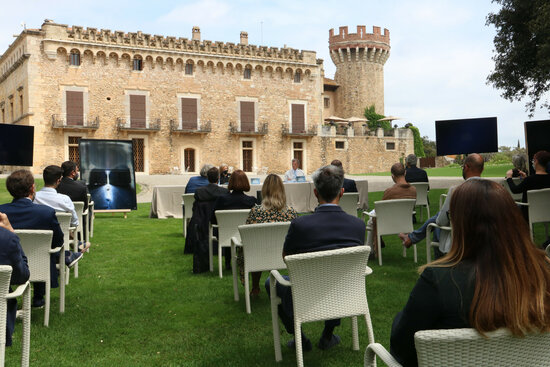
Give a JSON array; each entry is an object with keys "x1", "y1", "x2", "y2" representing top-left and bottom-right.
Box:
[
  {"x1": 281, "y1": 124, "x2": 317, "y2": 137},
  {"x1": 116, "y1": 117, "x2": 161, "y2": 132},
  {"x1": 229, "y1": 122, "x2": 268, "y2": 136},
  {"x1": 169, "y1": 120, "x2": 211, "y2": 134}
]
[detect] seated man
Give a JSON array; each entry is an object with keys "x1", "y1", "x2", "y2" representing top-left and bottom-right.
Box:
[
  {"x1": 57, "y1": 161, "x2": 89, "y2": 212},
  {"x1": 404, "y1": 154, "x2": 429, "y2": 184},
  {"x1": 283, "y1": 159, "x2": 305, "y2": 182},
  {"x1": 185, "y1": 164, "x2": 213, "y2": 194},
  {"x1": 330, "y1": 159, "x2": 357, "y2": 193},
  {"x1": 399, "y1": 154, "x2": 484, "y2": 258},
  {"x1": 35, "y1": 165, "x2": 79, "y2": 228},
  {"x1": 366, "y1": 163, "x2": 416, "y2": 256},
  {"x1": 0, "y1": 170, "x2": 82, "y2": 308},
  {"x1": 194, "y1": 167, "x2": 229, "y2": 202},
  {"x1": 0, "y1": 213, "x2": 30, "y2": 347},
  {"x1": 266, "y1": 164, "x2": 366, "y2": 351}
]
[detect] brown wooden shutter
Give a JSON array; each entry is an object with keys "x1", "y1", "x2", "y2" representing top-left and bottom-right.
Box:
[
  {"x1": 130, "y1": 95, "x2": 146, "y2": 128},
  {"x1": 181, "y1": 98, "x2": 198, "y2": 129},
  {"x1": 66, "y1": 91, "x2": 84, "y2": 126},
  {"x1": 242, "y1": 141, "x2": 253, "y2": 172},
  {"x1": 240, "y1": 101, "x2": 255, "y2": 132},
  {"x1": 291, "y1": 104, "x2": 305, "y2": 133}
]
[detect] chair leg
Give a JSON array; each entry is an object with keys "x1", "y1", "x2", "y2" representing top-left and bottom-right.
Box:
[
  {"x1": 59, "y1": 262, "x2": 65, "y2": 314},
  {"x1": 351, "y1": 316, "x2": 359, "y2": 350},
  {"x1": 244, "y1": 272, "x2": 251, "y2": 314},
  {"x1": 218, "y1": 244, "x2": 223, "y2": 279},
  {"x1": 295, "y1": 322, "x2": 304, "y2": 367},
  {"x1": 21, "y1": 287, "x2": 30, "y2": 367},
  {"x1": 377, "y1": 235, "x2": 383, "y2": 266},
  {"x1": 270, "y1": 274, "x2": 283, "y2": 362},
  {"x1": 232, "y1": 246, "x2": 239, "y2": 302},
  {"x1": 413, "y1": 244, "x2": 418, "y2": 263},
  {"x1": 426, "y1": 225, "x2": 432, "y2": 264},
  {"x1": 0, "y1": 299, "x2": 5, "y2": 366},
  {"x1": 208, "y1": 226, "x2": 213, "y2": 272},
  {"x1": 44, "y1": 281, "x2": 50, "y2": 327}
]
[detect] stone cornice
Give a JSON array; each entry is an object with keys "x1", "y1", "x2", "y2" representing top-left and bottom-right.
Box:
[{"x1": 0, "y1": 54, "x2": 30, "y2": 84}]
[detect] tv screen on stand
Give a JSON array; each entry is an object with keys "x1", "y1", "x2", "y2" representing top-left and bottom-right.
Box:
[
  {"x1": 0, "y1": 124, "x2": 34, "y2": 166},
  {"x1": 435, "y1": 117, "x2": 498, "y2": 156}
]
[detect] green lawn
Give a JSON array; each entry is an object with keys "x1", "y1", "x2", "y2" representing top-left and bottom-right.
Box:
[
  {"x1": 361, "y1": 163, "x2": 513, "y2": 177},
  {"x1": 0, "y1": 181, "x2": 547, "y2": 366}
]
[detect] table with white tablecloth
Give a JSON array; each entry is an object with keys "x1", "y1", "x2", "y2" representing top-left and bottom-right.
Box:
[{"x1": 149, "y1": 185, "x2": 188, "y2": 218}]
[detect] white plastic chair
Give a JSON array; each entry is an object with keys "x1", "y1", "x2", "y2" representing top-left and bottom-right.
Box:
[
  {"x1": 15, "y1": 229, "x2": 59, "y2": 327},
  {"x1": 526, "y1": 188, "x2": 550, "y2": 240},
  {"x1": 209, "y1": 209, "x2": 251, "y2": 278},
  {"x1": 366, "y1": 199, "x2": 417, "y2": 266},
  {"x1": 340, "y1": 193, "x2": 360, "y2": 217},
  {"x1": 54, "y1": 212, "x2": 72, "y2": 312},
  {"x1": 269, "y1": 246, "x2": 374, "y2": 367},
  {"x1": 410, "y1": 182, "x2": 430, "y2": 221},
  {"x1": 182, "y1": 193, "x2": 195, "y2": 238},
  {"x1": 230, "y1": 222, "x2": 290, "y2": 314},
  {"x1": 0, "y1": 265, "x2": 31, "y2": 367},
  {"x1": 365, "y1": 328, "x2": 550, "y2": 367}
]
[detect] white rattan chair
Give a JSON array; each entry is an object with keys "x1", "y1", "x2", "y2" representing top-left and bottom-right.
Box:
[
  {"x1": 15, "y1": 230, "x2": 59, "y2": 327},
  {"x1": 438, "y1": 194, "x2": 447, "y2": 211},
  {"x1": 0, "y1": 265, "x2": 31, "y2": 367},
  {"x1": 366, "y1": 199, "x2": 417, "y2": 266},
  {"x1": 425, "y1": 223, "x2": 451, "y2": 263},
  {"x1": 87, "y1": 193, "x2": 95, "y2": 239},
  {"x1": 209, "y1": 209, "x2": 251, "y2": 278},
  {"x1": 526, "y1": 188, "x2": 550, "y2": 240},
  {"x1": 364, "y1": 328, "x2": 550, "y2": 367},
  {"x1": 340, "y1": 193, "x2": 360, "y2": 217},
  {"x1": 269, "y1": 246, "x2": 374, "y2": 367},
  {"x1": 54, "y1": 212, "x2": 72, "y2": 313},
  {"x1": 410, "y1": 182, "x2": 430, "y2": 221},
  {"x1": 182, "y1": 193, "x2": 195, "y2": 238},
  {"x1": 230, "y1": 222, "x2": 290, "y2": 314}
]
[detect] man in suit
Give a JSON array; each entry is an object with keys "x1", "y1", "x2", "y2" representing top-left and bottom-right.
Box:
[
  {"x1": 57, "y1": 161, "x2": 89, "y2": 211},
  {"x1": 404, "y1": 154, "x2": 429, "y2": 184},
  {"x1": 194, "y1": 167, "x2": 229, "y2": 202},
  {"x1": 266, "y1": 165, "x2": 366, "y2": 351},
  {"x1": 185, "y1": 164, "x2": 213, "y2": 194},
  {"x1": 330, "y1": 159, "x2": 357, "y2": 193},
  {"x1": 0, "y1": 170, "x2": 82, "y2": 308},
  {"x1": 0, "y1": 213, "x2": 29, "y2": 346}
]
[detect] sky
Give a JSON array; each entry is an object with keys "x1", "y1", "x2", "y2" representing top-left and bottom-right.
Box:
[{"x1": 1, "y1": 0, "x2": 548, "y2": 148}]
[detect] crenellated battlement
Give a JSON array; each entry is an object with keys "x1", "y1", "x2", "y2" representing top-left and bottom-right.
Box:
[
  {"x1": 39, "y1": 20, "x2": 316, "y2": 64},
  {"x1": 328, "y1": 25, "x2": 390, "y2": 52}
]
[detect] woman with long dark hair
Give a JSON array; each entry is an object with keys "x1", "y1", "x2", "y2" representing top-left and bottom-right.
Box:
[{"x1": 390, "y1": 179, "x2": 550, "y2": 366}]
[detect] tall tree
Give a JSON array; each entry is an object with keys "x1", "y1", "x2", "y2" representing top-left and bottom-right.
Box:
[{"x1": 486, "y1": 0, "x2": 550, "y2": 116}]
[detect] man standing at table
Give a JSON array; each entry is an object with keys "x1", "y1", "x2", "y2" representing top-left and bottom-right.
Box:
[{"x1": 283, "y1": 159, "x2": 305, "y2": 182}]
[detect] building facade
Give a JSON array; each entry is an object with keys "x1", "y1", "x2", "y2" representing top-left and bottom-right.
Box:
[{"x1": 0, "y1": 20, "x2": 412, "y2": 175}]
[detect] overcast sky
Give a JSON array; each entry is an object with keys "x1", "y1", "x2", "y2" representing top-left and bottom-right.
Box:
[{"x1": 1, "y1": 0, "x2": 548, "y2": 147}]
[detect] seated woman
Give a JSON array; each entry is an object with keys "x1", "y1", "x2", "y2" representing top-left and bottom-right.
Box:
[
  {"x1": 238, "y1": 174, "x2": 298, "y2": 297},
  {"x1": 219, "y1": 163, "x2": 231, "y2": 185},
  {"x1": 211, "y1": 170, "x2": 257, "y2": 269},
  {"x1": 390, "y1": 179, "x2": 550, "y2": 367},
  {"x1": 506, "y1": 150, "x2": 550, "y2": 221}
]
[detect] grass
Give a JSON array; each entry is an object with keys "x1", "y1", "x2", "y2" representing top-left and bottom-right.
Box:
[
  {"x1": 361, "y1": 163, "x2": 513, "y2": 177},
  {"x1": 0, "y1": 181, "x2": 548, "y2": 366}
]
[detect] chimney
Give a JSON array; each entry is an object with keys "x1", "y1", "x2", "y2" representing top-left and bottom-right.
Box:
[
  {"x1": 240, "y1": 31, "x2": 248, "y2": 45},
  {"x1": 192, "y1": 26, "x2": 201, "y2": 41}
]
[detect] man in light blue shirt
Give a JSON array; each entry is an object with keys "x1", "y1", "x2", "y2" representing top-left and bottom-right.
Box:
[{"x1": 283, "y1": 159, "x2": 305, "y2": 182}]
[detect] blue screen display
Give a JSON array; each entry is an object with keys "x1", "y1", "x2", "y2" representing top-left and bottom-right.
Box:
[{"x1": 435, "y1": 117, "x2": 498, "y2": 156}]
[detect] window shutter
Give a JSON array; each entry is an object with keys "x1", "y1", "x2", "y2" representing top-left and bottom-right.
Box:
[
  {"x1": 181, "y1": 98, "x2": 198, "y2": 129},
  {"x1": 240, "y1": 101, "x2": 255, "y2": 132},
  {"x1": 291, "y1": 104, "x2": 305, "y2": 133},
  {"x1": 130, "y1": 95, "x2": 146, "y2": 128},
  {"x1": 66, "y1": 91, "x2": 84, "y2": 126}
]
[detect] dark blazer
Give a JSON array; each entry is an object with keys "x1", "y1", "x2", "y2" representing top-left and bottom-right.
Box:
[
  {"x1": 211, "y1": 191, "x2": 256, "y2": 224},
  {"x1": 185, "y1": 176, "x2": 209, "y2": 194},
  {"x1": 390, "y1": 263, "x2": 475, "y2": 367},
  {"x1": 0, "y1": 198, "x2": 64, "y2": 288},
  {"x1": 283, "y1": 205, "x2": 366, "y2": 255},
  {"x1": 0, "y1": 227, "x2": 30, "y2": 346},
  {"x1": 57, "y1": 176, "x2": 89, "y2": 211},
  {"x1": 343, "y1": 178, "x2": 358, "y2": 193},
  {"x1": 405, "y1": 166, "x2": 429, "y2": 185},
  {"x1": 194, "y1": 184, "x2": 229, "y2": 202}
]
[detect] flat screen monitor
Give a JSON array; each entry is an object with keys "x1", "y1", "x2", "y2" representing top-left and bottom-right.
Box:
[
  {"x1": 435, "y1": 117, "x2": 498, "y2": 156},
  {"x1": 0, "y1": 124, "x2": 34, "y2": 166},
  {"x1": 525, "y1": 120, "x2": 550, "y2": 175}
]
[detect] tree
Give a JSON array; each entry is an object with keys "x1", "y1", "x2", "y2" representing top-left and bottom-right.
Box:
[
  {"x1": 363, "y1": 105, "x2": 390, "y2": 131},
  {"x1": 421, "y1": 136, "x2": 437, "y2": 157},
  {"x1": 486, "y1": 0, "x2": 550, "y2": 116}
]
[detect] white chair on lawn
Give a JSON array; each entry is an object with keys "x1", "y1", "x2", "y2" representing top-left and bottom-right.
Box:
[
  {"x1": 71, "y1": 201, "x2": 86, "y2": 278},
  {"x1": 230, "y1": 222, "x2": 290, "y2": 314},
  {"x1": 209, "y1": 209, "x2": 251, "y2": 278},
  {"x1": 366, "y1": 199, "x2": 417, "y2": 266},
  {"x1": 438, "y1": 194, "x2": 447, "y2": 210},
  {"x1": 87, "y1": 193, "x2": 95, "y2": 240},
  {"x1": 425, "y1": 223, "x2": 451, "y2": 263},
  {"x1": 340, "y1": 193, "x2": 360, "y2": 217},
  {"x1": 269, "y1": 246, "x2": 374, "y2": 367},
  {"x1": 365, "y1": 328, "x2": 550, "y2": 367},
  {"x1": 54, "y1": 212, "x2": 72, "y2": 312},
  {"x1": 526, "y1": 188, "x2": 550, "y2": 240},
  {"x1": 410, "y1": 182, "x2": 430, "y2": 221},
  {"x1": 15, "y1": 230, "x2": 60, "y2": 327},
  {"x1": 0, "y1": 265, "x2": 31, "y2": 367},
  {"x1": 501, "y1": 177, "x2": 523, "y2": 202},
  {"x1": 182, "y1": 193, "x2": 195, "y2": 238}
]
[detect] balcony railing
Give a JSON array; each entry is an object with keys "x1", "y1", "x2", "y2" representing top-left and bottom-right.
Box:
[
  {"x1": 116, "y1": 118, "x2": 161, "y2": 131},
  {"x1": 229, "y1": 122, "x2": 268, "y2": 135},
  {"x1": 281, "y1": 124, "x2": 317, "y2": 137},
  {"x1": 170, "y1": 120, "x2": 211, "y2": 134},
  {"x1": 51, "y1": 114, "x2": 99, "y2": 129}
]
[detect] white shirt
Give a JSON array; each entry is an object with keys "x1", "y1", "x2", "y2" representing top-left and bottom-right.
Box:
[
  {"x1": 34, "y1": 187, "x2": 79, "y2": 226},
  {"x1": 284, "y1": 168, "x2": 305, "y2": 182}
]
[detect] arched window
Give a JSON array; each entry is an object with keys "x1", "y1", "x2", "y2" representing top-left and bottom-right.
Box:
[
  {"x1": 133, "y1": 56, "x2": 143, "y2": 71},
  {"x1": 184, "y1": 148, "x2": 196, "y2": 172},
  {"x1": 70, "y1": 50, "x2": 80, "y2": 66}
]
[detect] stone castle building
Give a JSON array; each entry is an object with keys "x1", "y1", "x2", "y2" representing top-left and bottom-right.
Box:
[{"x1": 0, "y1": 20, "x2": 412, "y2": 175}]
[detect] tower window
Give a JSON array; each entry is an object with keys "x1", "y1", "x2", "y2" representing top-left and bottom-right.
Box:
[
  {"x1": 133, "y1": 58, "x2": 143, "y2": 71},
  {"x1": 243, "y1": 68, "x2": 251, "y2": 80},
  {"x1": 324, "y1": 97, "x2": 330, "y2": 108},
  {"x1": 185, "y1": 63, "x2": 193, "y2": 75},
  {"x1": 70, "y1": 51, "x2": 80, "y2": 66},
  {"x1": 294, "y1": 72, "x2": 301, "y2": 83}
]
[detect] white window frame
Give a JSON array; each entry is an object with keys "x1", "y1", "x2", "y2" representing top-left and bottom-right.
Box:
[
  {"x1": 236, "y1": 97, "x2": 258, "y2": 132},
  {"x1": 124, "y1": 89, "x2": 151, "y2": 128},
  {"x1": 177, "y1": 93, "x2": 201, "y2": 130},
  {"x1": 61, "y1": 85, "x2": 89, "y2": 125},
  {"x1": 181, "y1": 145, "x2": 200, "y2": 174},
  {"x1": 290, "y1": 139, "x2": 307, "y2": 174},
  {"x1": 239, "y1": 138, "x2": 257, "y2": 173},
  {"x1": 287, "y1": 100, "x2": 308, "y2": 133},
  {"x1": 385, "y1": 141, "x2": 396, "y2": 151},
  {"x1": 128, "y1": 134, "x2": 149, "y2": 175},
  {"x1": 64, "y1": 132, "x2": 87, "y2": 161}
]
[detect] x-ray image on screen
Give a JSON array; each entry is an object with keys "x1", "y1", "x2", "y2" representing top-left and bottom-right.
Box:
[{"x1": 79, "y1": 139, "x2": 137, "y2": 210}]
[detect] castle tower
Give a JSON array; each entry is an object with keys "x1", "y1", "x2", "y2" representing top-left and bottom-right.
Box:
[{"x1": 329, "y1": 25, "x2": 390, "y2": 117}]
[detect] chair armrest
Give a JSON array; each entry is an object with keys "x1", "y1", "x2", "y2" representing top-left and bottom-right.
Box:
[
  {"x1": 6, "y1": 281, "x2": 30, "y2": 299},
  {"x1": 49, "y1": 246, "x2": 63, "y2": 254},
  {"x1": 230, "y1": 236, "x2": 242, "y2": 247},
  {"x1": 517, "y1": 202, "x2": 529, "y2": 207},
  {"x1": 270, "y1": 270, "x2": 291, "y2": 287},
  {"x1": 364, "y1": 343, "x2": 402, "y2": 367},
  {"x1": 83, "y1": 209, "x2": 89, "y2": 216},
  {"x1": 365, "y1": 266, "x2": 373, "y2": 276}
]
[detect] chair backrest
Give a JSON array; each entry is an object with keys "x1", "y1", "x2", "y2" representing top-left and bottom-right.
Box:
[
  {"x1": 340, "y1": 193, "x2": 360, "y2": 217},
  {"x1": 527, "y1": 188, "x2": 550, "y2": 225},
  {"x1": 439, "y1": 194, "x2": 447, "y2": 211},
  {"x1": 55, "y1": 212, "x2": 72, "y2": 251},
  {"x1": 238, "y1": 222, "x2": 290, "y2": 273},
  {"x1": 182, "y1": 194, "x2": 195, "y2": 220},
  {"x1": 14, "y1": 230, "x2": 53, "y2": 283},
  {"x1": 73, "y1": 201, "x2": 85, "y2": 232},
  {"x1": 410, "y1": 182, "x2": 429, "y2": 206},
  {"x1": 501, "y1": 178, "x2": 523, "y2": 201},
  {"x1": 285, "y1": 246, "x2": 371, "y2": 324},
  {"x1": 0, "y1": 265, "x2": 12, "y2": 300},
  {"x1": 415, "y1": 328, "x2": 550, "y2": 366},
  {"x1": 215, "y1": 209, "x2": 251, "y2": 247},
  {"x1": 374, "y1": 199, "x2": 416, "y2": 236}
]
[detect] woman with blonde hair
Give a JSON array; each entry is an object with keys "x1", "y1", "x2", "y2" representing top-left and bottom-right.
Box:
[
  {"x1": 390, "y1": 179, "x2": 550, "y2": 366},
  {"x1": 239, "y1": 174, "x2": 298, "y2": 297}
]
